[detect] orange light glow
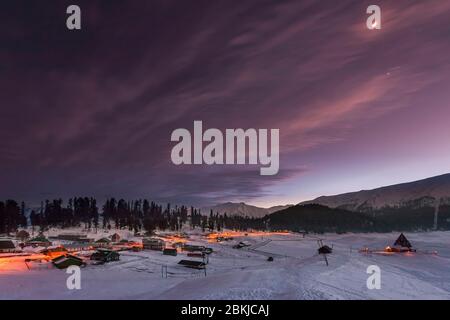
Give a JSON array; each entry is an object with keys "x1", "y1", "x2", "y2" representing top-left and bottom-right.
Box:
[
  {"x1": 205, "y1": 230, "x2": 290, "y2": 242},
  {"x1": 0, "y1": 254, "x2": 48, "y2": 272},
  {"x1": 158, "y1": 234, "x2": 189, "y2": 246}
]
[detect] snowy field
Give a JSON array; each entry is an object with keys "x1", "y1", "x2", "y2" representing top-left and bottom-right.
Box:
[{"x1": 1, "y1": 230, "x2": 449, "y2": 300}]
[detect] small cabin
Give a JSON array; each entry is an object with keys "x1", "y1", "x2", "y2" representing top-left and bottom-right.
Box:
[
  {"x1": 25, "y1": 236, "x2": 52, "y2": 248},
  {"x1": 394, "y1": 233, "x2": 413, "y2": 248},
  {"x1": 182, "y1": 244, "x2": 205, "y2": 252},
  {"x1": 118, "y1": 239, "x2": 133, "y2": 247},
  {"x1": 385, "y1": 233, "x2": 416, "y2": 253},
  {"x1": 95, "y1": 238, "x2": 111, "y2": 248},
  {"x1": 0, "y1": 240, "x2": 16, "y2": 253},
  {"x1": 163, "y1": 248, "x2": 177, "y2": 256},
  {"x1": 178, "y1": 260, "x2": 206, "y2": 269},
  {"x1": 16, "y1": 230, "x2": 30, "y2": 241},
  {"x1": 90, "y1": 250, "x2": 120, "y2": 263},
  {"x1": 111, "y1": 233, "x2": 121, "y2": 243},
  {"x1": 52, "y1": 255, "x2": 85, "y2": 269},
  {"x1": 143, "y1": 238, "x2": 165, "y2": 251},
  {"x1": 65, "y1": 243, "x2": 94, "y2": 253},
  {"x1": 233, "y1": 242, "x2": 251, "y2": 249},
  {"x1": 54, "y1": 234, "x2": 92, "y2": 243}
]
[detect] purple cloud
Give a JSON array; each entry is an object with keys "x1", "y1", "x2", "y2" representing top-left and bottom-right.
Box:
[{"x1": 1, "y1": 0, "x2": 450, "y2": 206}]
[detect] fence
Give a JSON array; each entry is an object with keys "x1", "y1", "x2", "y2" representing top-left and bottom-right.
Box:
[{"x1": 161, "y1": 264, "x2": 207, "y2": 278}]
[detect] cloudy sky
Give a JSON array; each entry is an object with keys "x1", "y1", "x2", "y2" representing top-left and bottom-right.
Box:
[{"x1": 1, "y1": 0, "x2": 450, "y2": 207}]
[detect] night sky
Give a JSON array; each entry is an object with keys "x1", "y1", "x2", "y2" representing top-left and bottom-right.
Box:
[{"x1": 1, "y1": 0, "x2": 450, "y2": 207}]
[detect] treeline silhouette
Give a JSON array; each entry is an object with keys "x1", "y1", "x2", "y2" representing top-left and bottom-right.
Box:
[
  {"x1": 0, "y1": 200, "x2": 27, "y2": 234},
  {"x1": 4, "y1": 199, "x2": 447, "y2": 235},
  {"x1": 0, "y1": 198, "x2": 266, "y2": 235}
]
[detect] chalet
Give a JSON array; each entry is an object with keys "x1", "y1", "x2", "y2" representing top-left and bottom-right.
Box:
[
  {"x1": 41, "y1": 246, "x2": 68, "y2": 259},
  {"x1": 178, "y1": 260, "x2": 206, "y2": 269},
  {"x1": 182, "y1": 244, "x2": 205, "y2": 253},
  {"x1": 111, "y1": 233, "x2": 121, "y2": 243},
  {"x1": 26, "y1": 235, "x2": 52, "y2": 248},
  {"x1": 16, "y1": 230, "x2": 30, "y2": 241},
  {"x1": 233, "y1": 242, "x2": 251, "y2": 249},
  {"x1": 0, "y1": 240, "x2": 16, "y2": 253},
  {"x1": 385, "y1": 233, "x2": 416, "y2": 253},
  {"x1": 52, "y1": 234, "x2": 93, "y2": 243},
  {"x1": 143, "y1": 238, "x2": 165, "y2": 251},
  {"x1": 52, "y1": 255, "x2": 85, "y2": 269},
  {"x1": 163, "y1": 248, "x2": 177, "y2": 256},
  {"x1": 90, "y1": 249, "x2": 120, "y2": 263},
  {"x1": 95, "y1": 238, "x2": 111, "y2": 248},
  {"x1": 65, "y1": 243, "x2": 94, "y2": 252},
  {"x1": 394, "y1": 233, "x2": 412, "y2": 248}
]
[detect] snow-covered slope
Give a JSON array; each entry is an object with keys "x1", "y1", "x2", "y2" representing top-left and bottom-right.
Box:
[
  {"x1": 300, "y1": 173, "x2": 450, "y2": 212},
  {"x1": 2, "y1": 230, "x2": 450, "y2": 300},
  {"x1": 201, "y1": 202, "x2": 293, "y2": 218}
]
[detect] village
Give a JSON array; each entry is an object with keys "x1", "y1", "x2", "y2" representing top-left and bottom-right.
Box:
[
  {"x1": 1, "y1": 227, "x2": 449, "y2": 299},
  {"x1": 0, "y1": 229, "x2": 217, "y2": 271}
]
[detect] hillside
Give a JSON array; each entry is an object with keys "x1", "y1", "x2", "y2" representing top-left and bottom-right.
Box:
[
  {"x1": 201, "y1": 202, "x2": 293, "y2": 218},
  {"x1": 300, "y1": 173, "x2": 450, "y2": 213}
]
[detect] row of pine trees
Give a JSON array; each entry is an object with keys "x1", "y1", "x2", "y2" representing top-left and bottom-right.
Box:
[{"x1": 0, "y1": 198, "x2": 265, "y2": 235}]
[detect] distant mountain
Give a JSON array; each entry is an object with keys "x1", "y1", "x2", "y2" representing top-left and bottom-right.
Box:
[
  {"x1": 294, "y1": 173, "x2": 450, "y2": 231},
  {"x1": 300, "y1": 173, "x2": 450, "y2": 213},
  {"x1": 201, "y1": 202, "x2": 293, "y2": 218}
]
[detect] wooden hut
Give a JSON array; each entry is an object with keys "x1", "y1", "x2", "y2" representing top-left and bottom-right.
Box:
[
  {"x1": 143, "y1": 238, "x2": 165, "y2": 251},
  {"x1": 52, "y1": 255, "x2": 85, "y2": 269},
  {"x1": 26, "y1": 235, "x2": 52, "y2": 248},
  {"x1": 233, "y1": 242, "x2": 251, "y2": 249},
  {"x1": 90, "y1": 249, "x2": 120, "y2": 263},
  {"x1": 0, "y1": 240, "x2": 16, "y2": 253},
  {"x1": 16, "y1": 230, "x2": 30, "y2": 241},
  {"x1": 95, "y1": 238, "x2": 111, "y2": 248},
  {"x1": 182, "y1": 244, "x2": 205, "y2": 252},
  {"x1": 394, "y1": 233, "x2": 412, "y2": 248},
  {"x1": 163, "y1": 248, "x2": 177, "y2": 256},
  {"x1": 53, "y1": 234, "x2": 92, "y2": 243},
  {"x1": 178, "y1": 260, "x2": 206, "y2": 269},
  {"x1": 385, "y1": 233, "x2": 416, "y2": 253},
  {"x1": 111, "y1": 233, "x2": 121, "y2": 243},
  {"x1": 64, "y1": 243, "x2": 94, "y2": 253}
]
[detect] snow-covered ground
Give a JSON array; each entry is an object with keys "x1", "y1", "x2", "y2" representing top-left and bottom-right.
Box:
[{"x1": 1, "y1": 230, "x2": 449, "y2": 300}]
